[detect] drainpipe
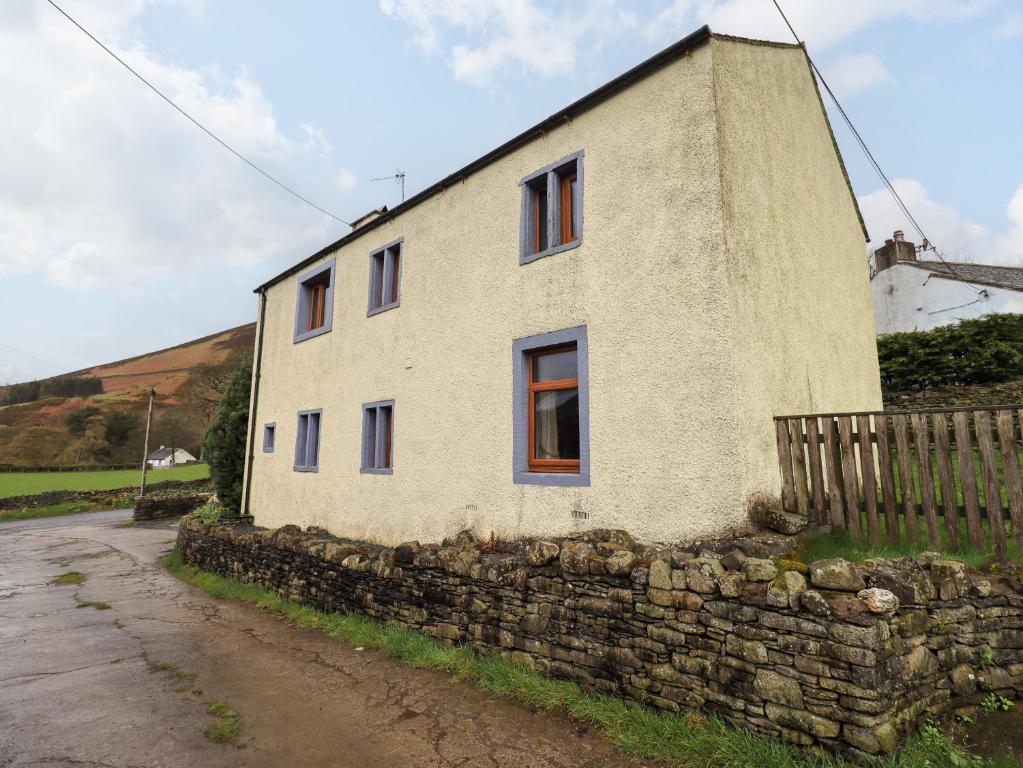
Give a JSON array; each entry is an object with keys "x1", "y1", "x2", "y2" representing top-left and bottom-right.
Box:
[{"x1": 241, "y1": 289, "x2": 267, "y2": 521}]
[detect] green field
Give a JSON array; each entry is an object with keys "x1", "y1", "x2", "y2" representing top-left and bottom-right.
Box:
[{"x1": 0, "y1": 463, "x2": 209, "y2": 498}]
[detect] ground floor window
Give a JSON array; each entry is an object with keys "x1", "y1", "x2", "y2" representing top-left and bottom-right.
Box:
[
  {"x1": 512, "y1": 326, "x2": 589, "y2": 486},
  {"x1": 294, "y1": 409, "x2": 321, "y2": 472},
  {"x1": 361, "y1": 400, "x2": 394, "y2": 474}
]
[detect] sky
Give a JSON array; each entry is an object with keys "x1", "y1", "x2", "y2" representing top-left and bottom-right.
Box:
[{"x1": 2, "y1": 0, "x2": 1022, "y2": 384}]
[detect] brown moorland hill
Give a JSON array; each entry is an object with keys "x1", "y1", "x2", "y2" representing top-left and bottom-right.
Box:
[
  {"x1": 70, "y1": 323, "x2": 256, "y2": 399},
  {"x1": 0, "y1": 323, "x2": 255, "y2": 467}
]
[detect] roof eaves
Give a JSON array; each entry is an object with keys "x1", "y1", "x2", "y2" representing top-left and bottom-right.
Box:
[{"x1": 254, "y1": 24, "x2": 713, "y2": 293}]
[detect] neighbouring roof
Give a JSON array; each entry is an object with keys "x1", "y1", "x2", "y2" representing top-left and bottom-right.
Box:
[
  {"x1": 255, "y1": 25, "x2": 864, "y2": 293},
  {"x1": 148, "y1": 447, "x2": 191, "y2": 460},
  {"x1": 903, "y1": 260, "x2": 1023, "y2": 293}
]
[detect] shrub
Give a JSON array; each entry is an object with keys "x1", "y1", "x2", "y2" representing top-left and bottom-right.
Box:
[
  {"x1": 194, "y1": 500, "x2": 223, "y2": 524},
  {"x1": 202, "y1": 359, "x2": 252, "y2": 514},
  {"x1": 878, "y1": 313, "x2": 1023, "y2": 393}
]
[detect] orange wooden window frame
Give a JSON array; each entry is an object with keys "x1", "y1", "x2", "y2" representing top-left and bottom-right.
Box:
[
  {"x1": 559, "y1": 173, "x2": 576, "y2": 244},
  {"x1": 383, "y1": 406, "x2": 393, "y2": 468},
  {"x1": 533, "y1": 186, "x2": 547, "y2": 254},
  {"x1": 390, "y1": 251, "x2": 401, "y2": 305},
  {"x1": 527, "y1": 345, "x2": 580, "y2": 473},
  {"x1": 308, "y1": 282, "x2": 326, "y2": 331}
]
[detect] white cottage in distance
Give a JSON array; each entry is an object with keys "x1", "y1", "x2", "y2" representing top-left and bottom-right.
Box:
[
  {"x1": 147, "y1": 446, "x2": 197, "y2": 468},
  {"x1": 872, "y1": 230, "x2": 1023, "y2": 334}
]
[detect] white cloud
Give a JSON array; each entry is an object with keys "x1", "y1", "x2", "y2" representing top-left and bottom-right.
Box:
[
  {"x1": 856, "y1": 178, "x2": 1023, "y2": 266},
  {"x1": 649, "y1": 0, "x2": 989, "y2": 51},
  {"x1": 823, "y1": 52, "x2": 893, "y2": 96},
  {"x1": 993, "y1": 12, "x2": 1023, "y2": 39},
  {"x1": 336, "y1": 168, "x2": 358, "y2": 192},
  {"x1": 379, "y1": 0, "x2": 636, "y2": 85},
  {"x1": 0, "y1": 2, "x2": 352, "y2": 293}
]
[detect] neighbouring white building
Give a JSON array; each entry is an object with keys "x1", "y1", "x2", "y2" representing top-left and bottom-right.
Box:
[
  {"x1": 872, "y1": 230, "x2": 1023, "y2": 334},
  {"x1": 147, "y1": 446, "x2": 197, "y2": 468}
]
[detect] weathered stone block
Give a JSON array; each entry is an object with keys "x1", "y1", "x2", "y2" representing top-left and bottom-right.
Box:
[
  {"x1": 648, "y1": 559, "x2": 673, "y2": 591},
  {"x1": 743, "y1": 558, "x2": 777, "y2": 582},
  {"x1": 809, "y1": 559, "x2": 865, "y2": 592},
  {"x1": 754, "y1": 669, "x2": 804, "y2": 708}
]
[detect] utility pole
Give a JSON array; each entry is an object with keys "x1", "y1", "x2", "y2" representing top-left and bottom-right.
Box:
[{"x1": 139, "y1": 387, "x2": 155, "y2": 498}]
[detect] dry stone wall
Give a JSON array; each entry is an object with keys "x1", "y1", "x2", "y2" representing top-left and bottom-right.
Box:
[{"x1": 177, "y1": 518, "x2": 1023, "y2": 759}]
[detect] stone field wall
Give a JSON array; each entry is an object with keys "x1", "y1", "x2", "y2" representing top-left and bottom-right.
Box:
[{"x1": 177, "y1": 518, "x2": 1023, "y2": 758}]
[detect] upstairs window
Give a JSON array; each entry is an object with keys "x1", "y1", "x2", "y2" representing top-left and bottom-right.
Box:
[
  {"x1": 263, "y1": 423, "x2": 276, "y2": 453},
  {"x1": 294, "y1": 409, "x2": 322, "y2": 472},
  {"x1": 361, "y1": 400, "x2": 394, "y2": 474},
  {"x1": 293, "y1": 259, "x2": 335, "y2": 343},
  {"x1": 520, "y1": 150, "x2": 583, "y2": 265},
  {"x1": 368, "y1": 238, "x2": 403, "y2": 316}
]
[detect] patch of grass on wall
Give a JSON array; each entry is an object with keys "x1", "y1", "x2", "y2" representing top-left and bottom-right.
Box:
[{"x1": 162, "y1": 551, "x2": 1018, "y2": 768}]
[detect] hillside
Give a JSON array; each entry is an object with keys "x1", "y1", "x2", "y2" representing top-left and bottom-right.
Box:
[
  {"x1": 0, "y1": 323, "x2": 255, "y2": 467},
  {"x1": 66, "y1": 323, "x2": 256, "y2": 399}
]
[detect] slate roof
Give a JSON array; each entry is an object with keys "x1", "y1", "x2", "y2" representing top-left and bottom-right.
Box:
[
  {"x1": 148, "y1": 447, "x2": 191, "y2": 461},
  {"x1": 903, "y1": 260, "x2": 1023, "y2": 293}
]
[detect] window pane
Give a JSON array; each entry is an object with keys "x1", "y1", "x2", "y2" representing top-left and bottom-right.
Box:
[
  {"x1": 389, "y1": 249, "x2": 400, "y2": 304},
  {"x1": 364, "y1": 409, "x2": 377, "y2": 468},
  {"x1": 531, "y1": 347, "x2": 577, "y2": 382},
  {"x1": 296, "y1": 415, "x2": 308, "y2": 466},
  {"x1": 535, "y1": 187, "x2": 548, "y2": 253},
  {"x1": 560, "y1": 173, "x2": 576, "y2": 244},
  {"x1": 307, "y1": 413, "x2": 320, "y2": 468},
  {"x1": 370, "y1": 252, "x2": 385, "y2": 309},
  {"x1": 381, "y1": 406, "x2": 392, "y2": 468},
  {"x1": 533, "y1": 389, "x2": 579, "y2": 460}
]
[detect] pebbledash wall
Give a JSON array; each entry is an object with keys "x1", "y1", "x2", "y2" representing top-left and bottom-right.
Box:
[
  {"x1": 179, "y1": 518, "x2": 1023, "y2": 758},
  {"x1": 241, "y1": 30, "x2": 882, "y2": 547}
]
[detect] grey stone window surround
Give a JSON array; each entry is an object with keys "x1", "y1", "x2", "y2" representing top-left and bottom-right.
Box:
[
  {"x1": 367, "y1": 237, "x2": 404, "y2": 317},
  {"x1": 262, "y1": 422, "x2": 276, "y2": 453},
  {"x1": 512, "y1": 325, "x2": 590, "y2": 487},
  {"x1": 519, "y1": 149, "x2": 584, "y2": 266},
  {"x1": 293, "y1": 258, "x2": 336, "y2": 343},
  {"x1": 361, "y1": 400, "x2": 395, "y2": 475},
  {"x1": 294, "y1": 408, "x2": 322, "y2": 473}
]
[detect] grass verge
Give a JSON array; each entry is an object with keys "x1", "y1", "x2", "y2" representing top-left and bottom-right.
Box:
[
  {"x1": 0, "y1": 463, "x2": 209, "y2": 498},
  {"x1": 162, "y1": 551, "x2": 1020, "y2": 768},
  {"x1": 0, "y1": 500, "x2": 105, "y2": 522},
  {"x1": 796, "y1": 523, "x2": 1021, "y2": 570}
]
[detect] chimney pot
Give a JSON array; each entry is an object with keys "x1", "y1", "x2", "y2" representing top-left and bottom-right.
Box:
[
  {"x1": 893, "y1": 230, "x2": 905, "y2": 242},
  {"x1": 884, "y1": 239, "x2": 894, "y2": 246}
]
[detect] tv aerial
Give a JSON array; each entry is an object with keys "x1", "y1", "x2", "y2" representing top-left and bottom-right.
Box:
[{"x1": 370, "y1": 168, "x2": 406, "y2": 202}]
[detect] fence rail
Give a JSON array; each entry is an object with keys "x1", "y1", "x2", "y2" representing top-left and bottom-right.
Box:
[
  {"x1": 0, "y1": 463, "x2": 139, "y2": 474},
  {"x1": 775, "y1": 407, "x2": 1023, "y2": 558}
]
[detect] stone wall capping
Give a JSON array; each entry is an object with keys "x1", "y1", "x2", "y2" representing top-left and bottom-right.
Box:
[{"x1": 176, "y1": 517, "x2": 1023, "y2": 758}]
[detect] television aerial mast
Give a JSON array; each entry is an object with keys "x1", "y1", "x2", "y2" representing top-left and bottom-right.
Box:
[{"x1": 370, "y1": 168, "x2": 406, "y2": 202}]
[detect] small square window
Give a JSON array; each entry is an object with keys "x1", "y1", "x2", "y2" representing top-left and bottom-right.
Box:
[
  {"x1": 294, "y1": 409, "x2": 321, "y2": 472},
  {"x1": 293, "y1": 259, "x2": 335, "y2": 343},
  {"x1": 368, "y1": 238, "x2": 403, "y2": 316},
  {"x1": 263, "y1": 423, "x2": 276, "y2": 453},
  {"x1": 361, "y1": 400, "x2": 394, "y2": 474},
  {"x1": 520, "y1": 150, "x2": 583, "y2": 265}
]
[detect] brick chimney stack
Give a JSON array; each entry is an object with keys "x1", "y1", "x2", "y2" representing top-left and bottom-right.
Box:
[{"x1": 874, "y1": 230, "x2": 917, "y2": 272}]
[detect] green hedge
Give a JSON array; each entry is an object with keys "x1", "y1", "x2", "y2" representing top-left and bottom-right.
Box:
[{"x1": 878, "y1": 314, "x2": 1023, "y2": 392}]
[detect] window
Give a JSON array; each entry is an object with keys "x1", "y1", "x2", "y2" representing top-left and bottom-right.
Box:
[
  {"x1": 520, "y1": 150, "x2": 583, "y2": 265},
  {"x1": 293, "y1": 259, "x2": 335, "y2": 343},
  {"x1": 361, "y1": 400, "x2": 394, "y2": 474},
  {"x1": 512, "y1": 326, "x2": 590, "y2": 486},
  {"x1": 263, "y1": 423, "x2": 276, "y2": 453},
  {"x1": 294, "y1": 409, "x2": 322, "y2": 472},
  {"x1": 528, "y1": 345, "x2": 580, "y2": 473},
  {"x1": 367, "y1": 238, "x2": 403, "y2": 316}
]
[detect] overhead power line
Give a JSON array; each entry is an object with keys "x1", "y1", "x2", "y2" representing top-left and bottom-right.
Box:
[
  {"x1": 0, "y1": 341, "x2": 66, "y2": 372},
  {"x1": 770, "y1": 0, "x2": 983, "y2": 294},
  {"x1": 46, "y1": 0, "x2": 352, "y2": 228}
]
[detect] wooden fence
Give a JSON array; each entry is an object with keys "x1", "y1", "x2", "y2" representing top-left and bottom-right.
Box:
[{"x1": 775, "y1": 407, "x2": 1023, "y2": 558}]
